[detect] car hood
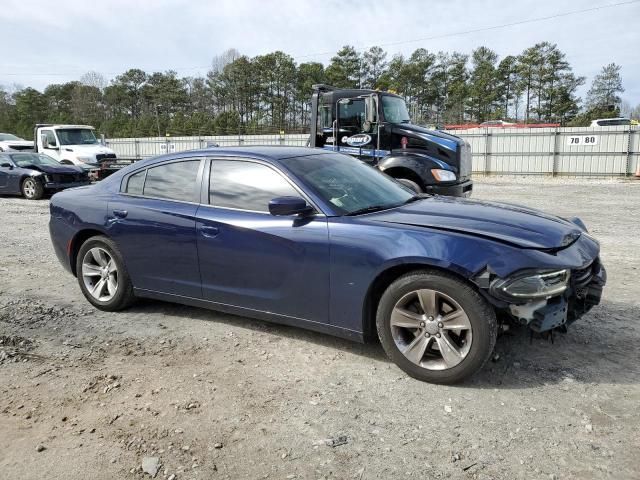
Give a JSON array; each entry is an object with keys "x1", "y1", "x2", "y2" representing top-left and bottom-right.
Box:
[
  {"x1": 1, "y1": 140, "x2": 34, "y2": 149},
  {"x1": 63, "y1": 144, "x2": 114, "y2": 155},
  {"x1": 24, "y1": 164, "x2": 84, "y2": 174},
  {"x1": 364, "y1": 196, "x2": 584, "y2": 249}
]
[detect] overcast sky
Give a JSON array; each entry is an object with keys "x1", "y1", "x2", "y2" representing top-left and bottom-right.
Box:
[{"x1": 2, "y1": 0, "x2": 639, "y2": 105}]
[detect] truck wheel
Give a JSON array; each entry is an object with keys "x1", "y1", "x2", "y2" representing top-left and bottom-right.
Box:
[
  {"x1": 396, "y1": 178, "x2": 422, "y2": 193},
  {"x1": 376, "y1": 270, "x2": 497, "y2": 384},
  {"x1": 60, "y1": 160, "x2": 73, "y2": 165},
  {"x1": 21, "y1": 177, "x2": 44, "y2": 200}
]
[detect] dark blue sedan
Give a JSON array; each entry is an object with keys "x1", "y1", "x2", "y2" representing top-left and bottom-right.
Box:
[
  {"x1": 48, "y1": 147, "x2": 606, "y2": 383},
  {"x1": 0, "y1": 152, "x2": 90, "y2": 199}
]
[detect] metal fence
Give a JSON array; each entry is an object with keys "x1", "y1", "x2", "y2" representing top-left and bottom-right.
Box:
[{"x1": 105, "y1": 126, "x2": 640, "y2": 177}]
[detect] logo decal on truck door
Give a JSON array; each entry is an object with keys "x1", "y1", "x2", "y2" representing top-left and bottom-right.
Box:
[{"x1": 345, "y1": 134, "x2": 372, "y2": 147}]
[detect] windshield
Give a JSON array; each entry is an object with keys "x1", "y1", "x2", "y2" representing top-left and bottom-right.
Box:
[
  {"x1": 56, "y1": 128, "x2": 99, "y2": 145},
  {"x1": 0, "y1": 133, "x2": 23, "y2": 141},
  {"x1": 382, "y1": 95, "x2": 410, "y2": 124},
  {"x1": 12, "y1": 153, "x2": 60, "y2": 168},
  {"x1": 281, "y1": 153, "x2": 414, "y2": 215}
]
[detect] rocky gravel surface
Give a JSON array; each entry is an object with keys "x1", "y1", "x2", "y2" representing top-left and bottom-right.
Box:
[{"x1": 0, "y1": 178, "x2": 639, "y2": 480}]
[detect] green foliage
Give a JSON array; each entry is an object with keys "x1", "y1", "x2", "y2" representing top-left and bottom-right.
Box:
[
  {"x1": 586, "y1": 63, "x2": 624, "y2": 110},
  {"x1": 0, "y1": 44, "x2": 621, "y2": 138}
]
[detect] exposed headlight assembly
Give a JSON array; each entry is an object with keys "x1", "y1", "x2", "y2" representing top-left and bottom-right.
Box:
[
  {"x1": 76, "y1": 156, "x2": 94, "y2": 163},
  {"x1": 431, "y1": 169, "x2": 456, "y2": 182},
  {"x1": 492, "y1": 269, "x2": 569, "y2": 300}
]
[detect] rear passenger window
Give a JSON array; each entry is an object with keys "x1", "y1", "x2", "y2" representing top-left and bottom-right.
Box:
[
  {"x1": 143, "y1": 160, "x2": 201, "y2": 202},
  {"x1": 210, "y1": 160, "x2": 299, "y2": 212},
  {"x1": 126, "y1": 170, "x2": 145, "y2": 195}
]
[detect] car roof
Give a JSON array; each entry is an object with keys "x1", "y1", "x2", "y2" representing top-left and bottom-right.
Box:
[{"x1": 136, "y1": 146, "x2": 328, "y2": 168}]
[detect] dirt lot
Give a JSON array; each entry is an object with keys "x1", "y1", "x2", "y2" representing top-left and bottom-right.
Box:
[{"x1": 1, "y1": 178, "x2": 639, "y2": 480}]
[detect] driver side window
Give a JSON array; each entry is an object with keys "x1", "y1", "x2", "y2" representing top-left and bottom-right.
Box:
[
  {"x1": 42, "y1": 130, "x2": 57, "y2": 146},
  {"x1": 338, "y1": 100, "x2": 365, "y2": 130}
]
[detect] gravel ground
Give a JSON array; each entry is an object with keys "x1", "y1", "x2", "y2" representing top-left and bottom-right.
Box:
[{"x1": 1, "y1": 178, "x2": 639, "y2": 480}]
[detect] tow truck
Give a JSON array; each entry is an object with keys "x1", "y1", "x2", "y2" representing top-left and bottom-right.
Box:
[
  {"x1": 309, "y1": 84, "x2": 473, "y2": 196},
  {"x1": 33, "y1": 124, "x2": 128, "y2": 180}
]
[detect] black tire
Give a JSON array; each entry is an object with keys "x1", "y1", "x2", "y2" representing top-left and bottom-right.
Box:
[
  {"x1": 376, "y1": 270, "x2": 497, "y2": 384},
  {"x1": 396, "y1": 178, "x2": 422, "y2": 193},
  {"x1": 75, "y1": 235, "x2": 136, "y2": 311},
  {"x1": 21, "y1": 177, "x2": 44, "y2": 200}
]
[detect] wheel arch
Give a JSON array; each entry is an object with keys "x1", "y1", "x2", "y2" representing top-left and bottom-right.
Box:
[
  {"x1": 69, "y1": 229, "x2": 110, "y2": 277},
  {"x1": 361, "y1": 261, "x2": 476, "y2": 342},
  {"x1": 382, "y1": 166, "x2": 425, "y2": 189}
]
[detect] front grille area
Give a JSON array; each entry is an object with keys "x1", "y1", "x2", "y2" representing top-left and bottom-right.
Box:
[
  {"x1": 572, "y1": 260, "x2": 596, "y2": 291},
  {"x1": 50, "y1": 173, "x2": 85, "y2": 183},
  {"x1": 96, "y1": 153, "x2": 116, "y2": 162},
  {"x1": 459, "y1": 143, "x2": 472, "y2": 179}
]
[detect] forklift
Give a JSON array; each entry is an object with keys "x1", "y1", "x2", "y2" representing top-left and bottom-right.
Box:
[{"x1": 309, "y1": 84, "x2": 473, "y2": 196}]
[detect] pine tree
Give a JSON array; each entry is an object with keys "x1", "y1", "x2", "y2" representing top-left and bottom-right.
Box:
[
  {"x1": 361, "y1": 46, "x2": 388, "y2": 89},
  {"x1": 586, "y1": 63, "x2": 624, "y2": 110},
  {"x1": 325, "y1": 46, "x2": 361, "y2": 88}
]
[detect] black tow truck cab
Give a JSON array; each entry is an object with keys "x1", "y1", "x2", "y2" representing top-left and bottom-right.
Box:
[{"x1": 309, "y1": 84, "x2": 473, "y2": 196}]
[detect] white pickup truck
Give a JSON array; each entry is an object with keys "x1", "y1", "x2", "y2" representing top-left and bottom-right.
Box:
[{"x1": 34, "y1": 124, "x2": 117, "y2": 170}]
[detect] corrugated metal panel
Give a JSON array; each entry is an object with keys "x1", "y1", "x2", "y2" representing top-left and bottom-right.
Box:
[{"x1": 105, "y1": 127, "x2": 639, "y2": 176}]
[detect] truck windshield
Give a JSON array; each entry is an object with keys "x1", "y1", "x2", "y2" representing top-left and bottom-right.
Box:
[
  {"x1": 281, "y1": 153, "x2": 414, "y2": 215},
  {"x1": 382, "y1": 96, "x2": 410, "y2": 124},
  {"x1": 55, "y1": 129, "x2": 99, "y2": 146}
]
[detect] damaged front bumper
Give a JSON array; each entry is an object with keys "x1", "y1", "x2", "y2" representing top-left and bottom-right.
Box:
[{"x1": 505, "y1": 259, "x2": 606, "y2": 333}]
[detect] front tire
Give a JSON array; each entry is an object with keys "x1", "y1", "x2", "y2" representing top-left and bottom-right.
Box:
[
  {"x1": 376, "y1": 270, "x2": 497, "y2": 384},
  {"x1": 21, "y1": 177, "x2": 44, "y2": 200},
  {"x1": 76, "y1": 236, "x2": 135, "y2": 311},
  {"x1": 396, "y1": 178, "x2": 422, "y2": 193}
]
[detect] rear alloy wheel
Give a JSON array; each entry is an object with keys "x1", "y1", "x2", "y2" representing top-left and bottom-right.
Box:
[
  {"x1": 377, "y1": 270, "x2": 497, "y2": 384},
  {"x1": 76, "y1": 236, "x2": 135, "y2": 311},
  {"x1": 21, "y1": 177, "x2": 44, "y2": 200}
]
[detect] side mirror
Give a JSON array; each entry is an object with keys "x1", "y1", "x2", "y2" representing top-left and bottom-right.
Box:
[
  {"x1": 365, "y1": 95, "x2": 377, "y2": 124},
  {"x1": 0, "y1": 162, "x2": 13, "y2": 169},
  {"x1": 269, "y1": 196, "x2": 313, "y2": 216}
]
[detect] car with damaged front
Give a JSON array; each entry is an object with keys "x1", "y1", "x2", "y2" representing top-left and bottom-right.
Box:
[
  {"x1": 0, "y1": 152, "x2": 90, "y2": 200},
  {"x1": 48, "y1": 147, "x2": 606, "y2": 384}
]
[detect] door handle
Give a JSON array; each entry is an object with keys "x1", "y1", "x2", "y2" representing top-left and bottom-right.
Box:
[
  {"x1": 200, "y1": 225, "x2": 220, "y2": 238},
  {"x1": 113, "y1": 209, "x2": 128, "y2": 218}
]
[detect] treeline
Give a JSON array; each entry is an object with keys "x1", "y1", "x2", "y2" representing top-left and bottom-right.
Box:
[{"x1": 0, "y1": 43, "x2": 628, "y2": 139}]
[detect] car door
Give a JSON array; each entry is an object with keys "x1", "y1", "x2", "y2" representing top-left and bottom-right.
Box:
[
  {"x1": 196, "y1": 158, "x2": 330, "y2": 324},
  {"x1": 0, "y1": 155, "x2": 12, "y2": 191},
  {"x1": 40, "y1": 129, "x2": 62, "y2": 162},
  {"x1": 107, "y1": 158, "x2": 204, "y2": 298}
]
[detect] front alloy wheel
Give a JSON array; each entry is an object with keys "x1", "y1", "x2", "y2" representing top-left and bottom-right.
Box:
[
  {"x1": 21, "y1": 177, "x2": 44, "y2": 200},
  {"x1": 377, "y1": 270, "x2": 497, "y2": 384},
  {"x1": 390, "y1": 289, "x2": 472, "y2": 370}
]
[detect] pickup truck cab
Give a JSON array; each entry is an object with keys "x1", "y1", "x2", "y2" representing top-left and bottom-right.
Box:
[{"x1": 34, "y1": 124, "x2": 117, "y2": 172}]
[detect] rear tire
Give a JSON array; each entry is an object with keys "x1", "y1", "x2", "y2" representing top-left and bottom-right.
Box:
[
  {"x1": 396, "y1": 178, "x2": 422, "y2": 193},
  {"x1": 21, "y1": 177, "x2": 44, "y2": 200},
  {"x1": 376, "y1": 270, "x2": 497, "y2": 384},
  {"x1": 76, "y1": 236, "x2": 136, "y2": 311}
]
